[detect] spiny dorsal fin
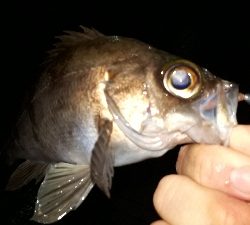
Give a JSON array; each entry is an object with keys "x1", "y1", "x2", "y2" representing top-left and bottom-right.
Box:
[
  {"x1": 47, "y1": 26, "x2": 105, "y2": 60},
  {"x1": 56, "y1": 26, "x2": 104, "y2": 46}
]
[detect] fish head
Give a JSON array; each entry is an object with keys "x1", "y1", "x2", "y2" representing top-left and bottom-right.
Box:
[
  {"x1": 105, "y1": 56, "x2": 239, "y2": 152},
  {"x1": 151, "y1": 59, "x2": 239, "y2": 147}
]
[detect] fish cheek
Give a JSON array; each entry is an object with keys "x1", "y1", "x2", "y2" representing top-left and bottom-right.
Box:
[{"x1": 105, "y1": 71, "x2": 150, "y2": 130}]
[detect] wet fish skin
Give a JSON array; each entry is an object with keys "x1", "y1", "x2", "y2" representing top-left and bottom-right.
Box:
[{"x1": 5, "y1": 27, "x2": 239, "y2": 223}]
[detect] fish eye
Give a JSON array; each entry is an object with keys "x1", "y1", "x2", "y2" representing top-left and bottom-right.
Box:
[
  {"x1": 162, "y1": 61, "x2": 202, "y2": 99},
  {"x1": 170, "y1": 69, "x2": 191, "y2": 90}
]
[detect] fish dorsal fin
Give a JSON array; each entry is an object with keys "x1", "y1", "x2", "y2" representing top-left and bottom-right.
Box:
[
  {"x1": 47, "y1": 26, "x2": 105, "y2": 60},
  {"x1": 91, "y1": 119, "x2": 114, "y2": 198},
  {"x1": 32, "y1": 163, "x2": 93, "y2": 224},
  {"x1": 6, "y1": 160, "x2": 48, "y2": 191}
]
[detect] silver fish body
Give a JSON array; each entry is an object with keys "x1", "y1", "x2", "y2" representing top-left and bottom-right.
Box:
[{"x1": 6, "y1": 27, "x2": 239, "y2": 223}]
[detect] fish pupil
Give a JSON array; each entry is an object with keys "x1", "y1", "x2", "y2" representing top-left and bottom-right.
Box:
[{"x1": 170, "y1": 69, "x2": 191, "y2": 90}]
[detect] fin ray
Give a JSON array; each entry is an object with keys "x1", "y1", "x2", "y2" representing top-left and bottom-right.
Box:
[
  {"x1": 6, "y1": 160, "x2": 48, "y2": 191},
  {"x1": 47, "y1": 26, "x2": 105, "y2": 62},
  {"x1": 32, "y1": 163, "x2": 93, "y2": 224},
  {"x1": 91, "y1": 119, "x2": 114, "y2": 197}
]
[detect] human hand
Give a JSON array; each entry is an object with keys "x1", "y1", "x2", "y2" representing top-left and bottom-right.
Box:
[{"x1": 152, "y1": 125, "x2": 250, "y2": 225}]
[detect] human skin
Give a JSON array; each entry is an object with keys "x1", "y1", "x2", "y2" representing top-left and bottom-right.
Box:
[{"x1": 152, "y1": 125, "x2": 250, "y2": 225}]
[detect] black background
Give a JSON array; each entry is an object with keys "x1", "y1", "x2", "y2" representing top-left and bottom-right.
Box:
[{"x1": 1, "y1": 1, "x2": 250, "y2": 225}]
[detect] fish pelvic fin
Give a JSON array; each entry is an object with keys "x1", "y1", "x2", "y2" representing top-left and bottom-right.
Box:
[
  {"x1": 6, "y1": 160, "x2": 48, "y2": 191},
  {"x1": 91, "y1": 119, "x2": 114, "y2": 198},
  {"x1": 32, "y1": 163, "x2": 93, "y2": 224}
]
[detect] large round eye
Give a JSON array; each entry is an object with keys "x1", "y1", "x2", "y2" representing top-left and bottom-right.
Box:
[
  {"x1": 163, "y1": 61, "x2": 202, "y2": 99},
  {"x1": 170, "y1": 68, "x2": 191, "y2": 90}
]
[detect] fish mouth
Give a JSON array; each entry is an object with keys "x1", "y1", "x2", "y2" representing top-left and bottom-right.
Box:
[
  {"x1": 216, "y1": 81, "x2": 239, "y2": 143},
  {"x1": 191, "y1": 80, "x2": 239, "y2": 144},
  {"x1": 220, "y1": 81, "x2": 239, "y2": 124}
]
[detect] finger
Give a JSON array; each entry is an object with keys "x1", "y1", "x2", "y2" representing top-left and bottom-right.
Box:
[
  {"x1": 229, "y1": 125, "x2": 250, "y2": 156},
  {"x1": 176, "y1": 144, "x2": 250, "y2": 200},
  {"x1": 151, "y1": 220, "x2": 170, "y2": 225},
  {"x1": 153, "y1": 175, "x2": 250, "y2": 225}
]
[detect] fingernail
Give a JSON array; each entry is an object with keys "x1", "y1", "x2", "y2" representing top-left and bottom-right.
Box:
[
  {"x1": 176, "y1": 145, "x2": 188, "y2": 173},
  {"x1": 230, "y1": 166, "x2": 250, "y2": 195}
]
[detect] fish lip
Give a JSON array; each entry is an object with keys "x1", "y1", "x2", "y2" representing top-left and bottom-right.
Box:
[
  {"x1": 217, "y1": 81, "x2": 239, "y2": 143},
  {"x1": 148, "y1": 81, "x2": 239, "y2": 147},
  {"x1": 221, "y1": 81, "x2": 239, "y2": 125},
  {"x1": 194, "y1": 80, "x2": 239, "y2": 143}
]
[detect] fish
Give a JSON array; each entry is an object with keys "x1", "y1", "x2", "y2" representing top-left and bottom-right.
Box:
[{"x1": 4, "y1": 26, "x2": 247, "y2": 224}]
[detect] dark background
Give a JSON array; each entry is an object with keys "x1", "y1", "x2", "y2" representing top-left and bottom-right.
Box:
[{"x1": 1, "y1": 1, "x2": 250, "y2": 225}]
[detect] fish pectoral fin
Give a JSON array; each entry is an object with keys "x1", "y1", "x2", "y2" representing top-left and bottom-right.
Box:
[
  {"x1": 32, "y1": 163, "x2": 94, "y2": 224},
  {"x1": 6, "y1": 160, "x2": 48, "y2": 191},
  {"x1": 91, "y1": 119, "x2": 114, "y2": 198}
]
